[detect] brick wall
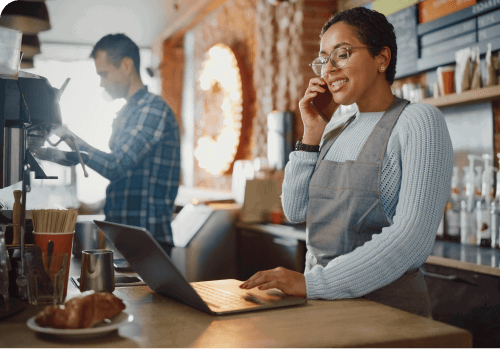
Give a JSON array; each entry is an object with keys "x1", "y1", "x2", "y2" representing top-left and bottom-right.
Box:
[
  {"x1": 254, "y1": 0, "x2": 337, "y2": 158},
  {"x1": 163, "y1": 0, "x2": 337, "y2": 191}
]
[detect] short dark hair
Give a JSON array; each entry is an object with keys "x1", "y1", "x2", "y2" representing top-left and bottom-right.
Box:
[
  {"x1": 90, "y1": 34, "x2": 141, "y2": 76},
  {"x1": 321, "y1": 7, "x2": 397, "y2": 85}
]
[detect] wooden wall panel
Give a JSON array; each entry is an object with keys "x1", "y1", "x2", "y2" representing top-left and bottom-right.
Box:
[{"x1": 161, "y1": 39, "x2": 184, "y2": 130}]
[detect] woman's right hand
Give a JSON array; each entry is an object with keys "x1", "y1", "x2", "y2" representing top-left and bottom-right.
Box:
[{"x1": 299, "y1": 77, "x2": 336, "y2": 145}]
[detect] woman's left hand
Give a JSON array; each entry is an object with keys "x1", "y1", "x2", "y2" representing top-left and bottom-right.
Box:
[{"x1": 239, "y1": 267, "x2": 307, "y2": 298}]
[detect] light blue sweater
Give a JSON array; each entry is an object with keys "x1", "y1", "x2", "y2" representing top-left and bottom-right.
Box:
[{"x1": 282, "y1": 102, "x2": 453, "y2": 299}]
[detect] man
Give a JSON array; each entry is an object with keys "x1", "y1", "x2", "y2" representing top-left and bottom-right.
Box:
[{"x1": 60, "y1": 34, "x2": 180, "y2": 253}]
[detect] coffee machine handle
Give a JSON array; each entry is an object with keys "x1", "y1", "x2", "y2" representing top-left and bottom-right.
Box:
[
  {"x1": 55, "y1": 78, "x2": 71, "y2": 101},
  {"x1": 45, "y1": 131, "x2": 89, "y2": 177},
  {"x1": 68, "y1": 135, "x2": 89, "y2": 178}
]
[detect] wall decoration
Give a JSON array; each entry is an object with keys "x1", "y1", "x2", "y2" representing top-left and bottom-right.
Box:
[{"x1": 195, "y1": 43, "x2": 243, "y2": 175}]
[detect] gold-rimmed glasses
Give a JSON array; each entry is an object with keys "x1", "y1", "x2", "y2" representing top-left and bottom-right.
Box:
[{"x1": 309, "y1": 46, "x2": 373, "y2": 76}]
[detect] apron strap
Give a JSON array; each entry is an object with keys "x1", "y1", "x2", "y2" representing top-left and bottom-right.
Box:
[
  {"x1": 356, "y1": 97, "x2": 410, "y2": 164},
  {"x1": 315, "y1": 114, "x2": 356, "y2": 171}
]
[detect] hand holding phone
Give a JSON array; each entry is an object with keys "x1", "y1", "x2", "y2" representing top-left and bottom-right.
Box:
[{"x1": 310, "y1": 86, "x2": 339, "y2": 123}]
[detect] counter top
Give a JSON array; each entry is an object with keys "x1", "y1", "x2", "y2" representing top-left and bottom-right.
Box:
[
  {"x1": 431, "y1": 240, "x2": 500, "y2": 271},
  {"x1": 1, "y1": 277, "x2": 471, "y2": 348},
  {"x1": 236, "y1": 222, "x2": 500, "y2": 277}
]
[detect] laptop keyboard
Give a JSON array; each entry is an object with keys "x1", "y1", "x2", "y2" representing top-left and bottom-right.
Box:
[{"x1": 191, "y1": 283, "x2": 252, "y2": 309}]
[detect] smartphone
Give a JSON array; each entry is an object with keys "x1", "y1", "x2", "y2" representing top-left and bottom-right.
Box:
[
  {"x1": 113, "y1": 258, "x2": 134, "y2": 272},
  {"x1": 310, "y1": 87, "x2": 339, "y2": 123}
]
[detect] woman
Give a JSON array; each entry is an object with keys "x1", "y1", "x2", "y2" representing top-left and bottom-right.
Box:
[{"x1": 240, "y1": 7, "x2": 453, "y2": 318}]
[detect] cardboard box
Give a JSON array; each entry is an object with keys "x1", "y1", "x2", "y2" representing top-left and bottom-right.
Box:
[{"x1": 240, "y1": 179, "x2": 282, "y2": 223}]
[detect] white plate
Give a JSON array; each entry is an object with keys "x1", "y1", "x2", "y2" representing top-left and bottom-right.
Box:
[{"x1": 26, "y1": 311, "x2": 133, "y2": 340}]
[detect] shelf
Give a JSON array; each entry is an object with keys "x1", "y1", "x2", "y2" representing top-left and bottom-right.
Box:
[{"x1": 421, "y1": 84, "x2": 500, "y2": 108}]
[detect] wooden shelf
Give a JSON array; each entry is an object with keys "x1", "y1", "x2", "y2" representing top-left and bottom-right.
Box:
[{"x1": 422, "y1": 84, "x2": 500, "y2": 108}]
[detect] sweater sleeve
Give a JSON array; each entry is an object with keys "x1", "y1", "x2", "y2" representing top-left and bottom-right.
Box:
[
  {"x1": 281, "y1": 150, "x2": 319, "y2": 223},
  {"x1": 304, "y1": 103, "x2": 454, "y2": 299}
]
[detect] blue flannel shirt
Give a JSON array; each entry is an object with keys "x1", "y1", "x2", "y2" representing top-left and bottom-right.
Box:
[{"x1": 78, "y1": 86, "x2": 180, "y2": 245}]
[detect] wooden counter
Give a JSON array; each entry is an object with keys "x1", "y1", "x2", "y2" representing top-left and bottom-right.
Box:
[
  {"x1": 236, "y1": 222, "x2": 500, "y2": 347},
  {"x1": 1, "y1": 281, "x2": 471, "y2": 348},
  {"x1": 0, "y1": 224, "x2": 474, "y2": 348}
]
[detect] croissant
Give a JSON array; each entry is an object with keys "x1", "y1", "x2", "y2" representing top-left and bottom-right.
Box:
[{"x1": 35, "y1": 290, "x2": 126, "y2": 329}]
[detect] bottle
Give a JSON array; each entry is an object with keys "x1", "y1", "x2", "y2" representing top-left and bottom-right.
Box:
[
  {"x1": 461, "y1": 200, "x2": 475, "y2": 245},
  {"x1": 462, "y1": 166, "x2": 469, "y2": 196},
  {"x1": 450, "y1": 166, "x2": 462, "y2": 202},
  {"x1": 491, "y1": 153, "x2": 500, "y2": 249},
  {"x1": 491, "y1": 201, "x2": 498, "y2": 248},
  {"x1": 446, "y1": 167, "x2": 461, "y2": 242},
  {"x1": 476, "y1": 155, "x2": 493, "y2": 247},
  {"x1": 475, "y1": 165, "x2": 483, "y2": 202},
  {"x1": 466, "y1": 156, "x2": 482, "y2": 239}
]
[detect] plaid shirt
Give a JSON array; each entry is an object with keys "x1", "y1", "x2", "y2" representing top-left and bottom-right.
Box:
[{"x1": 78, "y1": 86, "x2": 180, "y2": 245}]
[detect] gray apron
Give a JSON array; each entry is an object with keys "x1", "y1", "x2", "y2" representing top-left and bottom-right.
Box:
[{"x1": 306, "y1": 97, "x2": 432, "y2": 318}]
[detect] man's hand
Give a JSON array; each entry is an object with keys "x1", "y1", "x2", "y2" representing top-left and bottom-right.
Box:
[
  {"x1": 53, "y1": 124, "x2": 73, "y2": 138},
  {"x1": 52, "y1": 124, "x2": 78, "y2": 149},
  {"x1": 239, "y1": 267, "x2": 307, "y2": 298}
]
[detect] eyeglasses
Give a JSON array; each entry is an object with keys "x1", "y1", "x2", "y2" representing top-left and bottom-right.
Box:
[{"x1": 309, "y1": 46, "x2": 373, "y2": 76}]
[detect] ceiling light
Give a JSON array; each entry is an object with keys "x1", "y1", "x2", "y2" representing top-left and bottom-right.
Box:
[
  {"x1": 0, "y1": 0, "x2": 51, "y2": 35},
  {"x1": 21, "y1": 34, "x2": 40, "y2": 58}
]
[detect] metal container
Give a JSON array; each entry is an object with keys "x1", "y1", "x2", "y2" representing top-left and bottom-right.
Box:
[
  {"x1": 80, "y1": 249, "x2": 114, "y2": 293},
  {"x1": 0, "y1": 27, "x2": 22, "y2": 79},
  {"x1": 3, "y1": 121, "x2": 25, "y2": 188}
]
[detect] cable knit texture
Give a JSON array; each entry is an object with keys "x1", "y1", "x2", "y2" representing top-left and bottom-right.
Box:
[{"x1": 282, "y1": 102, "x2": 453, "y2": 299}]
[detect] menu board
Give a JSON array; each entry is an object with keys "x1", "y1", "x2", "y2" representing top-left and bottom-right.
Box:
[
  {"x1": 417, "y1": 1, "x2": 500, "y2": 72},
  {"x1": 392, "y1": 0, "x2": 500, "y2": 79},
  {"x1": 387, "y1": 5, "x2": 419, "y2": 78}
]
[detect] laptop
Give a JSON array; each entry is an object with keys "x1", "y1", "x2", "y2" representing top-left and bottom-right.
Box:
[{"x1": 94, "y1": 220, "x2": 307, "y2": 315}]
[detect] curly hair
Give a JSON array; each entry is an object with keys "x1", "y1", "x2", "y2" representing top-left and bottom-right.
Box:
[
  {"x1": 321, "y1": 7, "x2": 397, "y2": 85},
  {"x1": 90, "y1": 34, "x2": 141, "y2": 77}
]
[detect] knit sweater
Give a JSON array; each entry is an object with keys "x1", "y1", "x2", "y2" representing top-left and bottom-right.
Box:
[{"x1": 282, "y1": 102, "x2": 453, "y2": 299}]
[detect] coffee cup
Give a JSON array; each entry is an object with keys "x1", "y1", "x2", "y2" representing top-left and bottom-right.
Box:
[{"x1": 437, "y1": 65, "x2": 455, "y2": 96}]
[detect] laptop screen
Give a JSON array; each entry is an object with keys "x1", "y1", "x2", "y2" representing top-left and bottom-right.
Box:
[{"x1": 93, "y1": 220, "x2": 211, "y2": 313}]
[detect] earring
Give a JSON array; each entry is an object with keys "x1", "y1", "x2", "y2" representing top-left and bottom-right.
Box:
[{"x1": 381, "y1": 67, "x2": 385, "y2": 71}]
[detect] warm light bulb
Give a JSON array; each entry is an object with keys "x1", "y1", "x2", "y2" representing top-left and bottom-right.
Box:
[{"x1": 196, "y1": 43, "x2": 243, "y2": 175}]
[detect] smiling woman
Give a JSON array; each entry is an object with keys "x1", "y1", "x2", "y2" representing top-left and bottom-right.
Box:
[{"x1": 241, "y1": 7, "x2": 454, "y2": 319}]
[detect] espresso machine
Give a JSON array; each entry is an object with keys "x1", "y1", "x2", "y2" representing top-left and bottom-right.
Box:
[{"x1": 0, "y1": 71, "x2": 88, "y2": 310}]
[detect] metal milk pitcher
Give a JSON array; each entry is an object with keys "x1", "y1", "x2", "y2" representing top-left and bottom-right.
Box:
[{"x1": 80, "y1": 250, "x2": 114, "y2": 292}]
